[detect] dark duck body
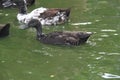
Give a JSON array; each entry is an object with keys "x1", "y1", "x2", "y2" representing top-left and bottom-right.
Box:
[
  {"x1": 28, "y1": 19, "x2": 92, "y2": 46},
  {"x1": 0, "y1": 23, "x2": 10, "y2": 37},
  {"x1": 16, "y1": 0, "x2": 71, "y2": 29},
  {"x1": 39, "y1": 31, "x2": 92, "y2": 45}
]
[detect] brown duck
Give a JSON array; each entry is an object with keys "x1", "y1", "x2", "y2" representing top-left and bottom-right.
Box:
[
  {"x1": 28, "y1": 19, "x2": 92, "y2": 46},
  {"x1": 0, "y1": 23, "x2": 10, "y2": 37}
]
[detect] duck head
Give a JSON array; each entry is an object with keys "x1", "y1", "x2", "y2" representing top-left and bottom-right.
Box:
[
  {"x1": 28, "y1": 19, "x2": 43, "y2": 39},
  {"x1": 16, "y1": 0, "x2": 27, "y2": 14}
]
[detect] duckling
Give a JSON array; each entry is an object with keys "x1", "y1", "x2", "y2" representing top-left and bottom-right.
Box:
[
  {"x1": 16, "y1": 0, "x2": 71, "y2": 29},
  {"x1": 28, "y1": 19, "x2": 92, "y2": 46},
  {"x1": 0, "y1": 23, "x2": 10, "y2": 37}
]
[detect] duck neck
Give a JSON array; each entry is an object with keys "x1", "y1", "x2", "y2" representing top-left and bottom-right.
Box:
[
  {"x1": 17, "y1": 0, "x2": 27, "y2": 14},
  {"x1": 36, "y1": 23, "x2": 43, "y2": 39},
  {"x1": 28, "y1": 19, "x2": 43, "y2": 40}
]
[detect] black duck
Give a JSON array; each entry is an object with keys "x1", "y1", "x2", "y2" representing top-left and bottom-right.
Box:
[
  {"x1": 28, "y1": 19, "x2": 92, "y2": 46},
  {"x1": 0, "y1": 23, "x2": 10, "y2": 37}
]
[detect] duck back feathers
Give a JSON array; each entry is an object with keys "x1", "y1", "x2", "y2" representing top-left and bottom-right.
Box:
[
  {"x1": 17, "y1": 7, "x2": 71, "y2": 28},
  {"x1": 16, "y1": 0, "x2": 71, "y2": 29},
  {"x1": 39, "y1": 8, "x2": 71, "y2": 25},
  {"x1": 39, "y1": 8, "x2": 71, "y2": 19},
  {"x1": 38, "y1": 31, "x2": 92, "y2": 46}
]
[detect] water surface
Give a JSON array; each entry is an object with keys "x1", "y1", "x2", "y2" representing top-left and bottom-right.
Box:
[{"x1": 0, "y1": 0, "x2": 120, "y2": 80}]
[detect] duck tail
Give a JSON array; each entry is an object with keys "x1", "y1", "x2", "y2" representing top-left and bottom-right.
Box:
[
  {"x1": 65, "y1": 8, "x2": 71, "y2": 17},
  {"x1": 59, "y1": 7, "x2": 71, "y2": 17}
]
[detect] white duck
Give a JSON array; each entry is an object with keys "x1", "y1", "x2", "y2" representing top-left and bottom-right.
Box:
[{"x1": 16, "y1": 0, "x2": 71, "y2": 29}]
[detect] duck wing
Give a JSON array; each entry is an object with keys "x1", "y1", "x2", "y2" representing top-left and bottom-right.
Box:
[
  {"x1": 40, "y1": 31, "x2": 82, "y2": 45},
  {"x1": 39, "y1": 8, "x2": 71, "y2": 19},
  {"x1": 63, "y1": 31, "x2": 92, "y2": 43},
  {"x1": 40, "y1": 9, "x2": 59, "y2": 19}
]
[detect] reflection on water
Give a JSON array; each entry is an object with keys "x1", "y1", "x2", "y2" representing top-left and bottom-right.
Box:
[
  {"x1": 113, "y1": 33, "x2": 119, "y2": 35},
  {"x1": 98, "y1": 52, "x2": 106, "y2": 55},
  {"x1": 0, "y1": 13, "x2": 3, "y2": 15},
  {"x1": 101, "y1": 73, "x2": 120, "y2": 79},
  {"x1": 100, "y1": 34, "x2": 109, "y2": 37},
  {"x1": 1, "y1": 60, "x2": 6, "y2": 63},
  {"x1": 98, "y1": 52, "x2": 120, "y2": 56},
  {"x1": 16, "y1": 60, "x2": 23, "y2": 64},
  {"x1": 87, "y1": 41, "x2": 96, "y2": 46},
  {"x1": 101, "y1": 29, "x2": 117, "y2": 32},
  {"x1": 71, "y1": 22, "x2": 92, "y2": 26},
  {"x1": 97, "y1": 38, "x2": 103, "y2": 41},
  {"x1": 5, "y1": 13, "x2": 9, "y2": 16},
  {"x1": 107, "y1": 53, "x2": 120, "y2": 56},
  {"x1": 32, "y1": 49, "x2": 53, "y2": 57},
  {"x1": 95, "y1": 56, "x2": 103, "y2": 60}
]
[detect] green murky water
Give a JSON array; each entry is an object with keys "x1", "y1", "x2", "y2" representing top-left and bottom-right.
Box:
[{"x1": 0, "y1": 0, "x2": 120, "y2": 80}]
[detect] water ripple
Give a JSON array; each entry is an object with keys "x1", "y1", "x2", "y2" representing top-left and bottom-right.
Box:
[
  {"x1": 100, "y1": 34, "x2": 109, "y2": 37},
  {"x1": 97, "y1": 38, "x2": 103, "y2": 41},
  {"x1": 5, "y1": 14, "x2": 9, "y2": 16},
  {"x1": 28, "y1": 71, "x2": 32, "y2": 74},
  {"x1": 98, "y1": 52, "x2": 106, "y2": 55},
  {"x1": 101, "y1": 29, "x2": 116, "y2": 32},
  {"x1": 98, "y1": 52, "x2": 120, "y2": 56},
  {"x1": 71, "y1": 22, "x2": 92, "y2": 26},
  {"x1": 87, "y1": 41, "x2": 96, "y2": 46},
  {"x1": 107, "y1": 53, "x2": 120, "y2": 56},
  {"x1": 32, "y1": 50, "x2": 53, "y2": 57},
  {"x1": 113, "y1": 33, "x2": 119, "y2": 36},
  {"x1": 101, "y1": 73, "x2": 120, "y2": 79},
  {"x1": 95, "y1": 56, "x2": 103, "y2": 60},
  {"x1": 1, "y1": 60, "x2": 6, "y2": 63},
  {"x1": 16, "y1": 60, "x2": 23, "y2": 64},
  {"x1": 0, "y1": 13, "x2": 3, "y2": 15},
  {"x1": 50, "y1": 74, "x2": 55, "y2": 78}
]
